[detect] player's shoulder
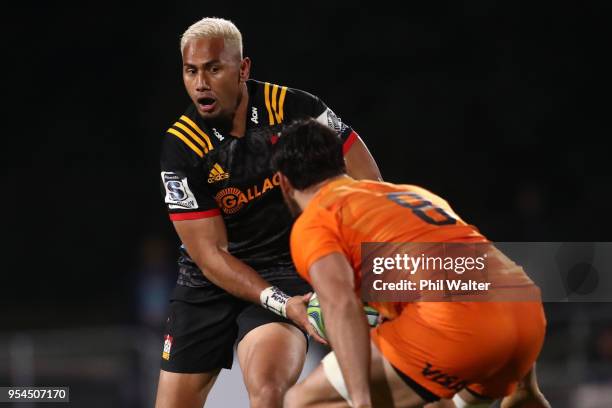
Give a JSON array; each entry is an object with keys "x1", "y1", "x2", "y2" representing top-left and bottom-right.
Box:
[
  {"x1": 296, "y1": 191, "x2": 340, "y2": 232},
  {"x1": 319, "y1": 178, "x2": 363, "y2": 203},
  {"x1": 248, "y1": 79, "x2": 325, "y2": 127},
  {"x1": 161, "y1": 105, "x2": 218, "y2": 162},
  {"x1": 248, "y1": 78, "x2": 321, "y2": 104},
  {"x1": 293, "y1": 202, "x2": 319, "y2": 232}
]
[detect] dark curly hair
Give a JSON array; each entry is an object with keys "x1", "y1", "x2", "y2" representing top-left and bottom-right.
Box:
[{"x1": 271, "y1": 118, "x2": 346, "y2": 190}]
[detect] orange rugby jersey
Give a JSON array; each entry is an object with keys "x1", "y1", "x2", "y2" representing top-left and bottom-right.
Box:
[{"x1": 290, "y1": 176, "x2": 534, "y2": 319}]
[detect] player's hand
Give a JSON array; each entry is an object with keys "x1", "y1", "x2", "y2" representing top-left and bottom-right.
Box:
[
  {"x1": 500, "y1": 389, "x2": 551, "y2": 408},
  {"x1": 286, "y1": 292, "x2": 328, "y2": 345}
]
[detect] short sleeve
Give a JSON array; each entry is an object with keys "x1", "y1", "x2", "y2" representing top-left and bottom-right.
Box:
[
  {"x1": 290, "y1": 207, "x2": 346, "y2": 281},
  {"x1": 160, "y1": 133, "x2": 220, "y2": 221},
  {"x1": 286, "y1": 88, "x2": 359, "y2": 155}
]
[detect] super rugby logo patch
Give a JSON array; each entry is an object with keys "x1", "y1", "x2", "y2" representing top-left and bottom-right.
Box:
[{"x1": 162, "y1": 171, "x2": 199, "y2": 209}]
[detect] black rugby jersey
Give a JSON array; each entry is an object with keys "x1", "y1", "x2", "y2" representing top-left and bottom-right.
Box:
[{"x1": 160, "y1": 79, "x2": 358, "y2": 288}]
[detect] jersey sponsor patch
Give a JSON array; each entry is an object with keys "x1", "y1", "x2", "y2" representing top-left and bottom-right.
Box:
[
  {"x1": 251, "y1": 106, "x2": 259, "y2": 124},
  {"x1": 162, "y1": 171, "x2": 199, "y2": 209},
  {"x1": 214, "y1": 174, "x2": 280, "y2": 214},
  {"x1": 316, "y1": 108, "x2": 348, "y2": 133},
  {"x1": 211, "y1": 127, "x2": 225, "y2": 141}
]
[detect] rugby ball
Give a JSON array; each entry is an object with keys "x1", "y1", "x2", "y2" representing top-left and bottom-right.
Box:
[{"x1": 307, "y1": 293, "x2": 379, "y2": 340}]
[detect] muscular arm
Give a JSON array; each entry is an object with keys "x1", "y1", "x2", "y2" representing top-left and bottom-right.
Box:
[
  {"x1": 309, "y1": 252, "x2": 372, "y2": 407},
  {"x1": 173, "y1": 216, "x2": 325, "y2": 342},
  {"x1": 173, "y1": 216, "x2": 269, "y2": 304},
  {"x1": 345, "y1": 135, "x2": 382, "y2": 181}
]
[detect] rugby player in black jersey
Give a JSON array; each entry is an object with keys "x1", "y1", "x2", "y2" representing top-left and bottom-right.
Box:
[{"x1": 155, "y1": 17, "x2": 382, "y2": 408}]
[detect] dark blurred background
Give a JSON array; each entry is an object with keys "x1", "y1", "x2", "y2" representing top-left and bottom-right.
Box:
[{"x1": 1, "y1": 2, "x2": 610, "y2": 407}]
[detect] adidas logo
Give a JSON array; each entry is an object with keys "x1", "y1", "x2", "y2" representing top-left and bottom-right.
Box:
[{"x1": 208, "y1": 163, "x2": 230, "y2": 183}]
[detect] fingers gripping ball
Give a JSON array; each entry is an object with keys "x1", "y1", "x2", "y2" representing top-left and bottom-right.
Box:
[{"x1": 306, "y1": 293, "x2": 380, "y2": 341}]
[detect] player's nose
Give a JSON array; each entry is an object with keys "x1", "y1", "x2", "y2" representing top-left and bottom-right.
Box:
[{"x1": 195, "y1": 72, "x2": 211, "y2": 91}]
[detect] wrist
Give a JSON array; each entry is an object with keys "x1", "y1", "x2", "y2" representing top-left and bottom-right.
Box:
[{"x1": 260, "y1": 286, "x2": 291, "y2": 317}]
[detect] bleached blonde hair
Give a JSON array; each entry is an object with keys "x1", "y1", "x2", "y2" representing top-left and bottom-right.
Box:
[{"x1": 180, "y1": 17, "x2": 243, "y2": 58}]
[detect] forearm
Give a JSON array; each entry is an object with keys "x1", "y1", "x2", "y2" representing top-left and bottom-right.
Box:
[
  {"x1": 190, "y1": 244, "x2": 270, "y2": 305},
  {"x1": 173, "y1": 217, "x2": 285, "y2": 307},
  {"x1": 322, "y1": 293, "x2": 372, "y2": 406}
]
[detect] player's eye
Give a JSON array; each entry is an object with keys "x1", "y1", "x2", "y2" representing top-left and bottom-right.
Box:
[
  {"x1": 210, "y1": 65, "x2": 221, "y2": 74},
  {"x1": 184, "y1": 67, "x2": 196, "y2": 74}
]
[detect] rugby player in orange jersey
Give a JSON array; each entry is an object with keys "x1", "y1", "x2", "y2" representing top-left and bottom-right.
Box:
[{"x1": 272, "y1": 118, "x2": 550, "y2": 408}]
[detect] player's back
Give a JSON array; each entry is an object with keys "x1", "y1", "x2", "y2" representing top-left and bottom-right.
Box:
[
  {"x1": 294, "y1": 176, "x2": 538, "y2": 319},
  {"x1": 315, "y1": 177, "x2": 485, "y2": 245},
  {"x1": 305, "y1": 177, "x2": 488, "y2": 278},
  {"x1": 291, "y1": 176, "x2": 546, "y2": 399}
]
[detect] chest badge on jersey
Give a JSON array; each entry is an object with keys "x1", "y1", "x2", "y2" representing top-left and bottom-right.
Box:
[
  {"x1": 208, "y1": 163, "x2": 230, "y2": 183},
  {"x1": 214, "y1": 173, "x2": 280, "y2": 214}
]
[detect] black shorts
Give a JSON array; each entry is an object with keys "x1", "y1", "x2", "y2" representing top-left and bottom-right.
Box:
[{"x1": 160, "y1": 275, "x2": 312, "y2": 373}]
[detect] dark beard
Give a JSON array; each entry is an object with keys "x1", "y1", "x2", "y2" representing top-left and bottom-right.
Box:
[{"x1": 281, "y1": 190, "x2": 302, "y2": 218}]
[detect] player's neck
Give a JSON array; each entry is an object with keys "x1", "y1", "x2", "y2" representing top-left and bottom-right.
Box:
[
  {"x1": 294, "y1": 175, "x2": 348, "y2": 211},
  {"x1": 229, "y1": 82, "x2": 249, "y2": 137}
]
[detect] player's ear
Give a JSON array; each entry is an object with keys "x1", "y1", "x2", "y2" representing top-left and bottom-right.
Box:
[{"x1": 239, "y1": 57, "x2": 251, "y2": 82}]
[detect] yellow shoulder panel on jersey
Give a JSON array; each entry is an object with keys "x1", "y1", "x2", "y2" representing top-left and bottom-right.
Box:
[
  {"x1": 167, "y1": 128, "x2": 203, "y2": 157},
  {"x1": 264, "y1": 82, "x2": 288, "y2": 125},
  {"x1": 167, "y1": 115, "x2": 215, "y2": 158},
  {"x1": 179, "y1": 116, "x2": 214, "y2": 150}
]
